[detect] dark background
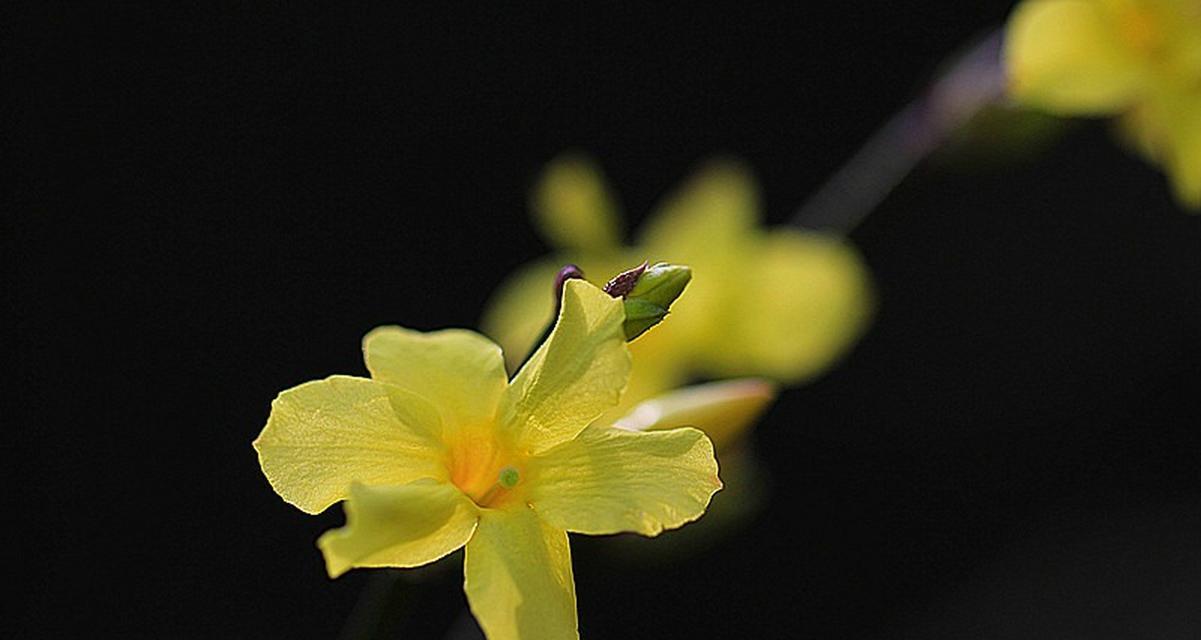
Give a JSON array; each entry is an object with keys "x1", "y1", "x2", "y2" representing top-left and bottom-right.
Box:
[{"x1": 12, "y1": 3, "x2": 1201, "y2": 638}]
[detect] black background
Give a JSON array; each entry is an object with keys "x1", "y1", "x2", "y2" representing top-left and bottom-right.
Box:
[{"x1": 12, "y1": 3, "x2": 1201, "y2": 638}]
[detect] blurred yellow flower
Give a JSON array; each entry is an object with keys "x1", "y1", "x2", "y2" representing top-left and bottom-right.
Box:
[
  {"x1": 483, "y1": 154, "x2": 874, "y2": 446},
  {"x1": 1004, "y1": 0, "x2": 1201, "y2": 207},
  {"x1": 254, "y1": 279, "x2": 720, "y2": 640},
  {"x1": 614, "y1": 378, "x2": 778, "y2": 453}
]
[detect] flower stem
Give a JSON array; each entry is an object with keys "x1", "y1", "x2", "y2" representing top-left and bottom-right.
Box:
[{"x1": 791, "y1": 28, "x2": 1006, "y2": 234}]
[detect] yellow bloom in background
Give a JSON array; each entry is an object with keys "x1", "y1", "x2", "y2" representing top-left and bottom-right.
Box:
[
  {"x1": 483, "y1": 154, "x2": 874, "y2": 447},
  {"x1": 1004, "y1": 0, "x2": 1201, "y2": 207},
  {"x1": 254, "y1": 279, "x2": 720, "y2": 640},
  {"x1": 614, "y1": 378, "x2": 778, "y2": 453}
]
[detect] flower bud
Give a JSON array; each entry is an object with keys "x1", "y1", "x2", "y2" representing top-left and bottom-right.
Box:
[
  {"x1": 554, "y1": 264, "x2": 585, "y2": 301},
  {"x1": 607, "y1": 262, "x2": 692, "y2": 341}
]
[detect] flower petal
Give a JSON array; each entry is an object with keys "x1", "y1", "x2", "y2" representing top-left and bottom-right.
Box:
[
  {"x1": 363, "y1": 326, "x2": 508, "y2": 431},
  {"x1": 317, "y1": 481, "x2": 478, "y2": 578},
  {"x1": 503, "y1": 279, "x2": 631, "y2": 454},
  {"x1": 1005, "y1": 0, "x2": 1145, "y2": 114},
  {"x1": 613, "y1": 379, "x2": 777, "y2": 451},
  {"x1": 1118, "y1": 88, "x2": 1201, "y2": 209},
  {"x1": 529, "y1": 425, "x2": 721, "y2": 536},
  {"x1": 482, "y1": 255, "x2": 635, "y2": 375},
  {"x1": 708, "y1": 230, "x2": 874, "y2": 383},
  {"x1": 1161, "y1": 93, "x2": 1201, "y2": 209},
  {"x1": 633, "y1": 161, "x2": 764, "y2": 365},
  {"x1": 463, "y1": 507, "x2": 578, "y2": 640},
  {"x1": 253, "y1": 375, "x2": 446, "y2": 514},
  {"x1": 638, "y1": 160, "x2": 759, "y2": 258},
  {"x1": 532, "y1": 153, "x2": 623, "y2": 253}
]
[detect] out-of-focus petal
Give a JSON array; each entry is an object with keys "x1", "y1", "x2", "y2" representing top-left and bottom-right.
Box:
[
  {"x1": 613, "y1": 378, "x2": 777, "y2": 451},
  {"x1": 503, "y1": 279, "x2": 631, "y2": 454},
  {"x1": 707, "y1": 230, "x2": 874, "y2": 383},
  {"x1": 1162, "y1": 93, "x2": 1201, "y2": 208},
  {"x1": 318, "y1": 481, "x2": 478, "y2": 577},
  {"x1": 529, "y1": 425, "x2": 721, "y2": 536},
  {"x1": 638, "y1": 160, "x2": 759, "y2": 260},
  {"x1": 1118, "y1": 89, "x2": 1201, "y2": 209},
  {"x1": 253, "y1": 376, "x2": 446, "y2": 514},
  {"x1": 532, "y1": 154, "x2": 623, "y2": 253},
  {"x1": 463, "y1": 507, "x2": 578, "y2": 640},
  {"x1": 1005, "y1": 0, "x2": 1145, "y2": 114}
]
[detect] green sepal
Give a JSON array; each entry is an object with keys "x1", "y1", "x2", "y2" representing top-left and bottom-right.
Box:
[{"x1": 622, "y1": 298, "x2": 670, "y2": 341}]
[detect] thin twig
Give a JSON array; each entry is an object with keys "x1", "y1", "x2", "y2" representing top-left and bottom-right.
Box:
[{"x1": 792, "y1": 29, "x2": 1007, "y2": 234}]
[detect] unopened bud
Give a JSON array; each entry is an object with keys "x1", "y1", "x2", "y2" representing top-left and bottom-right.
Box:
[
  {"x1": 602, "y1": 261, "x2": 648, "y2": 298},
  {"x1": 606, "y1": 262, "x2": 692, "y2": 341},
  {"x1": 628, "y1": 262, "x2": 692, "y2": 303},
  {"x1": 553, "y1": 264, "x2": 585, "y2": 303}
]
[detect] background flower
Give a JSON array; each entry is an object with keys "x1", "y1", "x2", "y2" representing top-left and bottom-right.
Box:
[
  {"x1": 1004, "y1": 0, "x2": 1201, "y2": 207},
  {"x1": 484, "y1": 155, "x2": 875, "y2": 445}
]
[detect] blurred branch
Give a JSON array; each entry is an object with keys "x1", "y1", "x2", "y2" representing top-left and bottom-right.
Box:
[{"x1": 792, "y1": 29, "x2": 1007, "y2": 234}]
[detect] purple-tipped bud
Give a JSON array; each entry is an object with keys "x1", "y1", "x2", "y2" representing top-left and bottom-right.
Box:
[
  {"x1": 601, "y1": 261, "x2": 692, "y2": 341},
  {"x1": 553, "y1": 264, "x2": 585, "y2": 302},
  {"x1": 603, "y1": 261, "x2": 649, "y2": 298}
]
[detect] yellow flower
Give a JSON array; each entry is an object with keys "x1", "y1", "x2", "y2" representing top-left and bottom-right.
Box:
[
  {"x1": 1004, "y1": 0, "x2": 1201, "y2": 207},
  {"x1": 483, "y1": 154, "x2": 874, "y2": 446},
  {"x1": 253, "y1": 279, "x2": 721, "y2": 640}
]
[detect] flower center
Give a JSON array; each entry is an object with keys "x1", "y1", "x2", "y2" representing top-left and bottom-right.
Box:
[
  {"x1": 445, "y1": 432, "x2": 525, "y2": 508},
  {"x1": 1117, "y1": 3, "x2": 1165, "y2": 58},
  {"x1": 476, "y1": 466, "x2": 521, "y2": 506}
]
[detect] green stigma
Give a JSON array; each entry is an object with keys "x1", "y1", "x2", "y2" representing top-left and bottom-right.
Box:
[{"x1": 497, "y1": 466, "x2": 520, "y2": 489}]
